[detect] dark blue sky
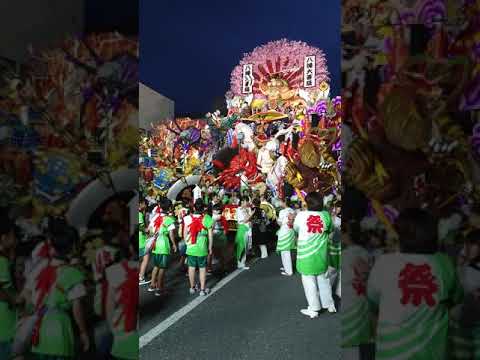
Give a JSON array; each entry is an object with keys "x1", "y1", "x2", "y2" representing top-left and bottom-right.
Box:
[
  {"x1": 85, "y1": 0, "x2": 138, "y2": 35},
  {"x1": 140, "y1": 0, "x2": 340, "y2": 116}
]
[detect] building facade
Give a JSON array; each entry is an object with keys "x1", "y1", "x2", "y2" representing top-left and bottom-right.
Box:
[{"x1": 139, "y1": 82, "x2": 174, "y2": 130}]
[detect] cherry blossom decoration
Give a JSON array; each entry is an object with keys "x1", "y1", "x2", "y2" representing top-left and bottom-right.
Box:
[{"x1": 229, "y1": 39, "x2": 330, "y2": 97}]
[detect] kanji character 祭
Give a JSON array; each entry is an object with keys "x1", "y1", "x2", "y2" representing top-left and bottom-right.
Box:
[
  {"x1": 352, "y1": 267, "x2": 367, "y2": 296},
  {"x1": 398, "y1": 263, "x2": 438, "y2": 307},
  {"x1": 306, "y1": 215, "x2": 324, "y2": 233}
]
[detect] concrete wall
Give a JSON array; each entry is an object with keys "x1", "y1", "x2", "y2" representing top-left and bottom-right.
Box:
[
  {"x1": 0, "y1": 0, "x2": 84, "y2": 63},
  {"x1": 139, "y1": 82, "x2": 174, "y2": 130}
]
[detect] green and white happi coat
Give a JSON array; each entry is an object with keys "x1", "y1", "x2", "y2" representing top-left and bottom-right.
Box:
[
  {"x1": 293, "y1": 210, "x2": 333, "y2": 276},
  {"x1": 276, "y1": 208, "x2": 296, "y2": 252},
  {"x1": 368, "y1": 253, "x2": 463, "y2": 360},
  {"x1": 152, "y1": 215, "x2": 176, "y2": 255},
  {"x1": 184, "y1": 214, "x2": 213, "y2": 257},
  {"x1": 29, "y1": 260, "x2": 87, "y2": 357},
  {"x1": 235, "y1": 207, "x2": 252, "y2": 261},
  {"x1": 105, "y1": 260, "x2": 139, "y2": 360},
  {"x1": 341, "y1": 245, "x2": 372, "y2": 347}
]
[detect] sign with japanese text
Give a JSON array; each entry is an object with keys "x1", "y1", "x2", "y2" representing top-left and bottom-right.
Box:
[
  {"x1": 242, "y1": 64, "x2": 254, "y2": 94},
  {"x1": 304, "y1": 56, "x2": 316, "y2": 88}
]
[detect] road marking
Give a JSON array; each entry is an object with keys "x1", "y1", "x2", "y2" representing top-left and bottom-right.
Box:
[{"x1": 140, "y1": 266, "x2": 247, "y2": 348}]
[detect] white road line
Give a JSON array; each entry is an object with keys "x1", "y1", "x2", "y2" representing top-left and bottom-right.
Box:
[{"x1": 139, "y1": 267, "x2": 246, "y2": 348}]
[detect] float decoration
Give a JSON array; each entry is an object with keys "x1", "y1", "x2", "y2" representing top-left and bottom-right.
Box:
[
  {"x1": 342, "y1": 0, "x2": 480, "y2": 241},
  {"x1": 141, "y1": 39, "x2": 341, "y2": 218}
]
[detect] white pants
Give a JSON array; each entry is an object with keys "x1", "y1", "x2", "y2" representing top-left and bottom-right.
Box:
[
  {"x1": 280, "y1": 251, "x2": 293, "y2": 275},
  {"x1": 328, "y1": 267, "x2": 341, "y2": 298},
  {"x1": 259, "y1": 244, "x2": 268, "y2": 258},
  {"x1": 237, "y1": 253, "x2": 247, "y2": 268},
  {"x1": 301, "y1": 273, "x2": 335, "y2": 311}
]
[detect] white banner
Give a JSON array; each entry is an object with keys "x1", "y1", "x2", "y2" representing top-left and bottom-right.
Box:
[
  {"x1": 242, "y1": 64, "x2": 254, "y2": 94},
  {"x1": 304, "y1": 56, "x2": 316, "y2": 88}
]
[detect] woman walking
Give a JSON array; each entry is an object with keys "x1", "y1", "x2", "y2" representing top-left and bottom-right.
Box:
[
  {"x1": 276, "y1": 199, "x2": 296, "y2": 276},
  {"x1": 235, "y1": 197, "x2": 253, "y2": 269}
]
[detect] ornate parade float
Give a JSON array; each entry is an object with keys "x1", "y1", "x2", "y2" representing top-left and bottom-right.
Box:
[
  {"x1": 0, "y1": 32, "x2": 138, "y2": 266},
  {"x1": 342, "y1": 0, "x2": 480, "y2": 244},
  {"x1": 140, "y1": 39, "x2": 342, "y2": 227}
]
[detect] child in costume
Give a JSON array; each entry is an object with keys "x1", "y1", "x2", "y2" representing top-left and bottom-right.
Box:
[
  {"x1": 293, "y1": 192, "x2": 336, "y2": 318},
  {"x1": 24, "y1": 223, "x2": 90, "y2": 359},
  {"x1": 341, "y1": 221, "x2": 373, "y2": 360},
  {"x1": 276, "y1": 199, "x2": 297, "y2": 276},
  {"x1": 138, "y1": 199, "x2": 150, "y2": 285},
  {"x1": 149, "y1": 197, "x2": 177, "y2": 296},
  {"x1": 211, "y1": 204, "x2": 228, "y2": 275},
  {"x1": 368, "y1": 208, "x2": 463, "y2": 360},
  {"x1": 449, "y1": 230, "x2": 480, "y2": 359},
  {"x1": 182, "y1": 199, "x2": 213, "y2": 296},
  {"x1": 235, "y1": 197, "x2": 253, "y2": 270},
  {"x1": 0, "y1": 216, "x2": 17, "y2": 359},
  {"x1": 105, "y1": 234, "x2": 139, "y2": 360}
]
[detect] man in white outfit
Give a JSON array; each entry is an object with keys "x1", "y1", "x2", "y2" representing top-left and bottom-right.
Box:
[{"x1": 293, "y1": 192, "x2": 336, "y2": 318}]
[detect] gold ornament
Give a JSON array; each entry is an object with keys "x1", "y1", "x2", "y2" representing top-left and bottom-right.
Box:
[
  {"x1": 381, "y1": 87, "x2": 432, "y2": 151},
  {"x1": 299, "y1": 140, "x2": 320, "y2": 168},
  {"x1": 284, "y1": 162, "x2": 305, "y2": 188}
]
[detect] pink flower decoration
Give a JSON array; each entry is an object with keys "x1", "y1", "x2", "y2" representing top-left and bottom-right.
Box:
[{"x1": 229, "y1": 39, "x2": 329, "y2": 96}]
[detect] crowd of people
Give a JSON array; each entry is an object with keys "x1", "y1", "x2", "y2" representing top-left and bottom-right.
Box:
[
  {"x1": 0, "y1": 201, "x2": 138, "y2": 360},
  {"x1": 341, "y1": 206, "x2": 480, "y2": 360},
  {"x1": 138, "y1": 181, "x2": 342, "y2": 319}
]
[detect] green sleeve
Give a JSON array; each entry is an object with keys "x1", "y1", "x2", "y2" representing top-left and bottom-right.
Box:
[
  {"x1": 322, "y1": 211, "x2": 333, "y2": 234},
  {"x1": 139, "y1": 212, "x2": 145, "y2": 231},
  {"x1": 164, "y1": 216, "x2": 176, "y2": 228},
  {"x1": 58, "y1": 266, "x2": 86, "y2": 292},
  {"x1": 203, "y1": 215, "x2": 213, "y2": 229},
  {"x1": 435, "y1": 253, "x2": 464, "y2": 306}
]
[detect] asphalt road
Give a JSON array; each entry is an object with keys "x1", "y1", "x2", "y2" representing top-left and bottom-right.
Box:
[{"x1": 139, "y1": 253, "x2": 341, "y2": 360}]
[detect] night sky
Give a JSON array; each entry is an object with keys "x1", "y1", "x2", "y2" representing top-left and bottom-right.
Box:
[
  {"x1": 84, "y1": 0, "x2": 138, "y2": 36},
  {"x1": 140, "y1": 0, "x2": 340, "y2": 117}
]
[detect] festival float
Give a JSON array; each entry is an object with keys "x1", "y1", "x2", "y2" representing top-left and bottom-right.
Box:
[
  {"x1": 0, "y1": 32, "x2": 138, "y2": 267},
  {"x1": 342, "y1": 0, "x2": 480, "y2": 244},
  {"x1": 140, "y1": 39, "x2": 342, "y2": 228}
]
